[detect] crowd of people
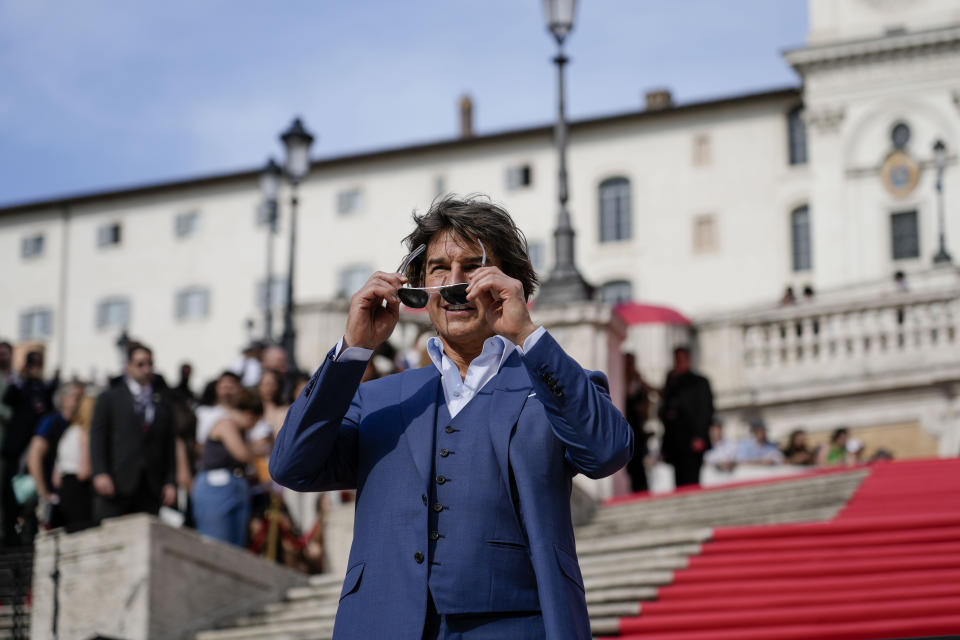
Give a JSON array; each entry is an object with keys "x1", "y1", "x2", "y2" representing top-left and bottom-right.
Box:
[
  {"x1": 1, "y1": 333, "x2": 895, "y2": 556},
  {"x1": 0, "y1": 336, "x2": 412, "y2": 572},
  {"x1": 622, "y1": 346, "x2": 895, "y2": 491}
]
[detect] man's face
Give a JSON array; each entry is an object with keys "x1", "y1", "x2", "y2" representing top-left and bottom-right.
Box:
[
  {"x1": 216, "y1": 375, "x2": 241, "y2": 406},
  {"x1": 262, "y1": 346, "x2": 287, "y2": 375},
  {"x1": 424, "y1": 231, "x2": 494, "y2": 350},
  {"x1": 673, "y1": 350, "x2": 691, "y2": 374},
  {"x1": 126, "y1": 349, "x2": 153, "y2": 386}
]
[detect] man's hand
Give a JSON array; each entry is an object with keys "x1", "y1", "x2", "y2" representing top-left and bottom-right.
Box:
[
  {"x1": 466, "y1": 267, "x2": 536, "y2": 346},
  {"x1": 93, "y1": 473, "x2": 115, "y2": 497},
  {"x1": 162, "y1": 484, "x2": 177, "y2": 507},
  {"x1": 344, "y1": 272, "x2": 406, "y2": 350}
]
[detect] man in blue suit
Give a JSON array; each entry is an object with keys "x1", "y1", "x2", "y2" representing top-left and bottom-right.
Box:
[{"x1": 270, "y1": 196, "x2": 632, "y2": 639}]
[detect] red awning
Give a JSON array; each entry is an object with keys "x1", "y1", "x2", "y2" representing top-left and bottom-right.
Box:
[{"x1": 614, "y1": 302, "x2": 691, "y2": 326}]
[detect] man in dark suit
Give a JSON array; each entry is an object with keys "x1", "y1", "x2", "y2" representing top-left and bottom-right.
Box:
[
  {"x1": 658, "y1": 346, "x2": 714, "y2": 487},
  {"x1": 270, "y1": 196, "x2": 632, "y2": 639},
  {"x1": 90, "y1": 342, "x2": 177, "y2": 521}
]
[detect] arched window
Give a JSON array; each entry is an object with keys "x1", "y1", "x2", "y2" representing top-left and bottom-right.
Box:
[
  {"x1": 791, "y1": 205, "x2": 812, "y2": 272},
  {"x1": 600, "y1": 280, "x2": 633, "y2": 304},
  {"x1": 598, "y1": 177, "x2": 632, "y2": 243},
  {"x1": 787, "y1": 107, "x2": 807, "y2": 165}
]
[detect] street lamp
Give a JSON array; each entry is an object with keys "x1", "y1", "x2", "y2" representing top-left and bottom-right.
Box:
[
  {"x1": 537, "y1": 0, "x2": 592, "y2": 305},
  {"x1": 279, "y1": 117, "x2": 315, "y2": 372},
  {"x1": 933, "y1": 139, "x2": 951, "y2": 265},
  {"x1": 260, "y1": 157, "x2": 282, "y2": 341}
]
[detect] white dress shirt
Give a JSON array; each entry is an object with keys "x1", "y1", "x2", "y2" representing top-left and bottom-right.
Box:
[{"x1": 335, "y1": 326, "x2": 546, "y2": 418}]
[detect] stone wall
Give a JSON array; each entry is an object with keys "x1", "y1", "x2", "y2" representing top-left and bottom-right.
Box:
[{"x1": 31, "y1": 514, "x2": 306, "y2": 640}]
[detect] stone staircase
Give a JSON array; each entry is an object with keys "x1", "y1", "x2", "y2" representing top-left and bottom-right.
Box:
[
  {"x1": 0, "y1": 547, "x2": 33, "y2": 640},
  {"x1": 195, "y1": 469, "x2": 866, "y2": 639}
]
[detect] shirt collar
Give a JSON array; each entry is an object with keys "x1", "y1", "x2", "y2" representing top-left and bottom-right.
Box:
[
  {"x1": 426, "y1": 335, "x2": 517, "y2": 377},
  {"x1": 125, "y1": 376, "x2": 151, "y2": 397}
]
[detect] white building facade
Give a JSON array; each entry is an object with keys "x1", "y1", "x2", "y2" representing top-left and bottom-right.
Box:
[{"x1": 1, "y1": 0, "x2": 959, "y2": 455}]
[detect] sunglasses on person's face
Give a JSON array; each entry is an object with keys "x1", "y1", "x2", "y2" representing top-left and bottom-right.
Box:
[{"x1": 396, "y1": 239, "x2": 487, "y2": 309}]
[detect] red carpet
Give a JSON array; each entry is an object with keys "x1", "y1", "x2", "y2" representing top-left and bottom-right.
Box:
[{"x1": 599, "y1": 457, "x2": 960, "y2": 639}]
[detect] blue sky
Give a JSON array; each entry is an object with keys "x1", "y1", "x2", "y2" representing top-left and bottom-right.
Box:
[{"x1": 0, "y1": 1, "x2": 807, "y2": 206}]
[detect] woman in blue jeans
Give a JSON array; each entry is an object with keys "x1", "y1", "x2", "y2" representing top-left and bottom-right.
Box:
[{"x1": 192, "y1": 389, "x2": 262, "y2": 546}]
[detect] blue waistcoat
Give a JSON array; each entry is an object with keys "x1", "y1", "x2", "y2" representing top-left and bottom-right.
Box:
[{"x1": 427, "y1": 383, "x2": 539, "y2": 614}]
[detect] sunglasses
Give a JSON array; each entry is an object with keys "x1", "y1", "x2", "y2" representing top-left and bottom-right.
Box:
[{"x1": 396, "y1": 239, "x2": 487, "y2": 309}]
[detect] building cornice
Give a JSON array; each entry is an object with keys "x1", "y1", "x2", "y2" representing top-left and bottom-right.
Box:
[
  {"x1": 0, "y1": 87, "x2": 800, "y2": 216},
  {"x1": 785, "y1": 25, "x2": 960, "y2": 74}
]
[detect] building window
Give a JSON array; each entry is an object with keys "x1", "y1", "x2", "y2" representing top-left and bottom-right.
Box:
[
  {"x1": 338, "y1": 265, "x2": 372, "y2": 298},
  {"x1": 693, "y1": 214, "x2": 718, "y2": 254},
  {"x1": 692, "y1": 134, "x2": 711, "y2": 166},
  {"x1": 96, "y1": 297, "x2": 130, "y2": 330},
  {"x1": 174, "y1": 210, "x2": 200, "y2": 238},
  {"x1": 175, "y1": 287, "x2": 210, "y2": 320},
  {"x1": 336, "y1": 188, "x2": 364, "y2": 215},
  {"x1": 787, "y1": 107, "x2": 807, "y2": 165},
  {"x1": 506, "y1": 164, "x2": 533, "y2": 190},
  {"x1": 434, "y1": 175, "x2": 447, "y2": 197},
  {"x1": 19, "y1": 308, "x2": 53, "y2": 340},
  {"x1": 21, "y1": 233, "x2": 44, "y2": 259},
  {"x1": 255, "y1": 202, "x2": 278, "y2": 228},
  {"x1": 891, "y1": 210, "x2": 919, "y2": 261},
  {"x1": 97, "y1": 222, "x2": 122, "y2": 247},
  {"x1": 256, "y1": 278, "x2": 289, "y2": 310},
  {"x1": 598, "y1": 177, "x2": 632, "y2": 243},
  {"x1": 527, "y1": 240, "x2": 546, "y2": 273},
  {"x1": 791, "y1": 205, "x2": 812, "y2": 271},
  {"x1": 600, "y1": 280, "x2": 633, "y2": 304}
]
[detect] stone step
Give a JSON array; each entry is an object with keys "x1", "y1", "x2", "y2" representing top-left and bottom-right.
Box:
[
  {"x1": 581, "y1": 555, "x2": 687, "y2": 577},
  {"x1": 591, "y1": 474, "x2": 864, "y2": 520},
  {"x1": 577, "y1": 544, "x2": 701, "y2": 569},
  {"x1": 584, "y1": 586, "x2": 658, "y2": 605},
  {"x1": 285, "y1": 584, "x2": 342, "y2": 602},
  {"x1": 234, "y1": 601, "x2": 338, "y2": 626},
  {"x1": 587, "y1": 601, "x2": 642, "y2": 618},
  {"x1": 307, "y1": 573, "x2": 346, "y2": 588},
  {"x1": 576, "y1": 528, "x2": 712, "y2": 556},
  {"x1": 589, "y1": 616, "x2": 621, "y2": 636},
  {"x1": 583, "y1": 570, "x2": 674, "y2": 592},
  {"x1": 197, "y1": 617, "x2": 335, "y2": 640}
]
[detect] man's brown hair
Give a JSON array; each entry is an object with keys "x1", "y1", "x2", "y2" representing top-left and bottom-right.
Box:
[{"x1": 402, "y1": 195, "x2": 539, "y2": 300}]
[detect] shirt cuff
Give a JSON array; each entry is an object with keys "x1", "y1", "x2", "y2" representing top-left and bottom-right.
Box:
[
  {"x1": 334, "y1": 336, "x2": 374, "y2": 362},
  {"x1": 520, "y1": 326, "x2": 547, "y2": 353}
]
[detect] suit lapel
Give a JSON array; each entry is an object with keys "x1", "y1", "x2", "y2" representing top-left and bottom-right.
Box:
[
  {"x1": 489, "y1": 350, "x2": 533, "y2": 502},
  {"x1": 400, "y1": 365, "x2": 442, "y2": 487}
]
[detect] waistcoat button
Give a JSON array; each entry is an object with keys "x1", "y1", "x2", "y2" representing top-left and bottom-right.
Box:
[
  {"x1": 436, "y1": 475, "x2": 447, "y2": 485},
  {"x1": 444, "y1": 426, "x2": 455, "y2": 434},
  {"x1": 439, "y1": 448, "x2": 450, "y2": 457},
  {"x1": 433, "y1": 502, "x2": 444, "y2": 512},
  {"x1": 414, "y1": 551, "x2": 424, "y2": 563},
  {"x1": 429, "y1": 531, "x2": 440, "y2": 541},
  {"x1": 421, "y1": 494, "x2": 428, "y2": 505}
]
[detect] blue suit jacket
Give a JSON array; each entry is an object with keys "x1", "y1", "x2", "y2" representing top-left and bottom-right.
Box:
[{"x1": 270, "y1": 332, "x2": 633, "y2": 639}]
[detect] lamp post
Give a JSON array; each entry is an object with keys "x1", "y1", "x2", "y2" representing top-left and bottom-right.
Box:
[
  {"x1": 279, "y1": 117, "x2": 315, "y2": 372},
  {"x1": 933, "y1": 139, "x2": 952, "y2": 265},
  {"x1": 536, "y1": 0, "x2": 592, "y2": 305},
  {"x1": 260, "y1": 157, "x2": 282, "y2": 342}
]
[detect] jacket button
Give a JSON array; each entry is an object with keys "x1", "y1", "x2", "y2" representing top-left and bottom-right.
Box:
[
  {"x1": 421, "y1": 494, "x2": 428, "y2": 505},
  {"x1": 439, "y1": 448, "x2": 450, "y2": 457},
  {"x1": 433, "y1": 502, "x2": 443, "y2": 512},
  {"x1": 444, "y1": 426, "x2": 455, "y2": 434},
  {"x1": 429, "y1": 531, "x2": 440, "y2": 541},
  {"x1": 414, "y1": 551, "x2": 424, "y2": 564},
  {"x1": 436, "y1": 475, "x2": 447, "y2": 485}
]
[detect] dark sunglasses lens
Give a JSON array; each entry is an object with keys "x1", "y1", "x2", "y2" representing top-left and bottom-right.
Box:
[
  {"x1": 440, "y1": 284, "x2": 469, "y2": 306},
  {"x1": 398, "y1": 288, "x2": 428, "y2": 308}
]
